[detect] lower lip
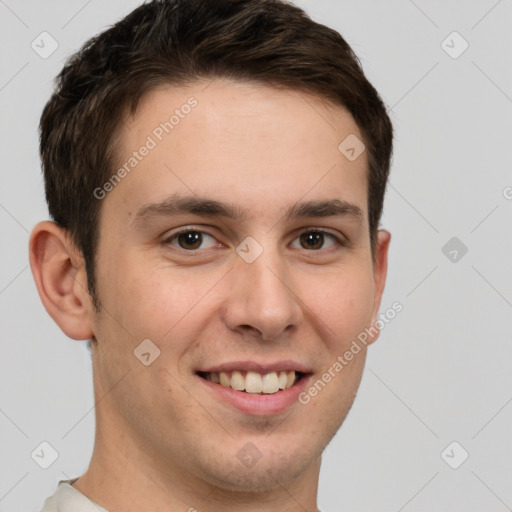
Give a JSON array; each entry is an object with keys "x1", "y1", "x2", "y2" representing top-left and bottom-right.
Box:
[{"x1": 197, "y1": 374, "x2": 311, "y2": 416}]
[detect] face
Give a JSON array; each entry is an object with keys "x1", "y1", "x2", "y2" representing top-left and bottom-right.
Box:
[{"x1": 89, "y1": 79, "x2": 388, "y2": 492}]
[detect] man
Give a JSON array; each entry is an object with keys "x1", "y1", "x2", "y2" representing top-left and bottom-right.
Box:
[{"x1": 29, "y1": 0, "x2": 393, "y2": 510}]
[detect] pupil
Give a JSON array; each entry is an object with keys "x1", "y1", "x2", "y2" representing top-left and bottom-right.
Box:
[
  {"x1": 301, "y1": 232, "x2": 323, "y2": 250},
  {"x1": 179, "y1": 231, "x2": 201, "y2": 250}
]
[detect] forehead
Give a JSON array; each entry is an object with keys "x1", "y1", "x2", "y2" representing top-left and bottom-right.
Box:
[{"x1": 104, "y1": 79, "x2": 369, "y2": 225}]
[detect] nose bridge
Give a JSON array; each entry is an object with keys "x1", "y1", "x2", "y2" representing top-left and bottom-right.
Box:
[
  {"x1": 224, "y1": 237, "x2": 303, "y2": 339},
  {"x1": 246, "y1": 252, "x2": 290, "y2": 305}
]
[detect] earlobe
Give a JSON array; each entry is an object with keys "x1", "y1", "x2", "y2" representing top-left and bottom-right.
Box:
[
  {"x1": 29, "y1": 221, "x2": 94, "y2": 340},
  {"x1": 367, "y1": 229, "x2": 391, "y2": 345}
]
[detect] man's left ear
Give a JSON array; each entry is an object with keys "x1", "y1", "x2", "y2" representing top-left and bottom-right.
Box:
[{"x1": 367, "y1": 229, "x2": 391, "y2": 345}]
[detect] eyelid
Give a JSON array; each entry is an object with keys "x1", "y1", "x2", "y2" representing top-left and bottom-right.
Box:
[
  {"x1": 163, "y1": 225, "x2": 216, "y2": 237},
  {"x1": 162, "y1": 225, "x2": 220, "y2": 246},
  {"x1": 291, "y1": 227, "x2": 347, "y2": 249}
]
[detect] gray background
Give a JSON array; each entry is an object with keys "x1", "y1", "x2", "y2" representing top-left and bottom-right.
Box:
[{"x1": 1, "y1": 1, "x2": 511, "y2": 510}]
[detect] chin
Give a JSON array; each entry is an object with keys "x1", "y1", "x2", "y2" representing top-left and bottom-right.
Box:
[{"x1": 195, "y1": 440, "x2": 320, "y2": 494}]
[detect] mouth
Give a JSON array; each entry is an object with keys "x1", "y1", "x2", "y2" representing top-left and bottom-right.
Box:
[
  {"x1": 195, "y1": 363, "x2": 312, "y2": 415},
  {"x1": 197, "y1": 370, "x2": 303, "y2": 394}
]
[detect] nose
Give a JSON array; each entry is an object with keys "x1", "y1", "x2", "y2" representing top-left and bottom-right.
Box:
[{"x1": 222, "y1": 248, "x2": 303, "y2": 342}]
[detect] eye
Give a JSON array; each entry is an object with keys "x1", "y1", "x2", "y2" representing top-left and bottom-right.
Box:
[
  {"x1": 164, "y1": 229, "x2": 218, "y2": 251},
  {"x1": 290, "y1": 229, "x2": 342, "y2": 251}
]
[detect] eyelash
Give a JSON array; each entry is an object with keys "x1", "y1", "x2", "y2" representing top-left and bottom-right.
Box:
[{"x1": 162, "y1": 226, "x2": 346, "y2": 253}]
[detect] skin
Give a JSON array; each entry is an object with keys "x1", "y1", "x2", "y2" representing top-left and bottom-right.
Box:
[{"x1": 30, "y1": 79, "x2": 390, "y2": 512}]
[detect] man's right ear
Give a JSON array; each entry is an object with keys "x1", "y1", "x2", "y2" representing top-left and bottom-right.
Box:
[{"x1": 29, "y1": 221, "x2": 95, "y2": 340}]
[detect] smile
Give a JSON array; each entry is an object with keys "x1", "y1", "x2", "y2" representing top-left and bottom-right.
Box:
[
  {"x1": 199, "y1": 370, "x2": 300, "y2": 394},
  {"x1": 196, "y1": 361, "x2": 312, "y2": 415}
]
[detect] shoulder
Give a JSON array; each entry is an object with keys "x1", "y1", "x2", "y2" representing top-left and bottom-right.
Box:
[{"x1": 40, "y1": 479, "x2": 108, "y2": 512}]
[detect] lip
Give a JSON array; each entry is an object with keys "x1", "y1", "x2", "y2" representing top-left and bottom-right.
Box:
[
  {"x1": 195, "y1": 362, "x2": 313, "y2": 416},
  {"x1": 198, "y1": 360, "x2": 313, "y2": 374}
]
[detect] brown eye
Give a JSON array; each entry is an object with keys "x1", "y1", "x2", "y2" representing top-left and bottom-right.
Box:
[
  {"x1": 291, "y1": 230, "x2": 341, "y2": 251},
  {"x1": 177, "y1": 231, "x2": 202, "y2": 250},
  {"x1": 166, "y1": 230, "x2": 217, "y2": 251},
  {"x1": 300, "y1": 232, "x2": 324, "y2": 250}
]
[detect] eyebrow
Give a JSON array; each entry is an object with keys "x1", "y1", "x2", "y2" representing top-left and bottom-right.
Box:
[
  {"x1": 284, "y1": 198, "x2": 363, "y2": 222},
  {"x1": 132, "y1": 194, "x2": 363, "y2": 228}
]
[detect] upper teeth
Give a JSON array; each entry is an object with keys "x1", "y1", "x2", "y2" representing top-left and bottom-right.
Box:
[{"x1": 205, "y1": 370, "x2": 296, "y2": 394}]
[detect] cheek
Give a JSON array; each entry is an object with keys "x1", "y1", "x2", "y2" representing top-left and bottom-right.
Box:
[
  {"x1": 96, "y1": 251, "x2": 219, "y2": 348},
  {"x1": 304, "y1": 263, "x2": 375, "y2": 351}
]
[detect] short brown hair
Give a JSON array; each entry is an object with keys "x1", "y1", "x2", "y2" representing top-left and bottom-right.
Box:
[{"x1": 40, "y1": 0, "x2": 393, "y2": 309}]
